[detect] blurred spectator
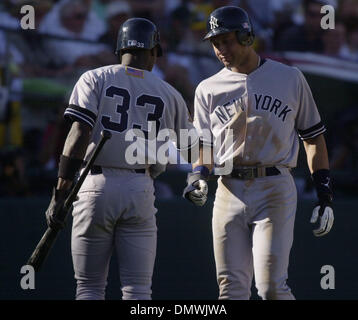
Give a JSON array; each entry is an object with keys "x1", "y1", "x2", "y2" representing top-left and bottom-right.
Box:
[
  {"x1": 238, "y1": 0, "x2": 278, "y2": 51},
  {"x1": 166, "y1": 5, "x2": 191, "y2": 52},
  {"x1": 271, "y1": 0, "x2": 302, "y2": 51},
  {"x1": 182, "y1": 0, "x2": 213, "y2": 54},
  {"x1": 322, "y1": 20, "x2": 352, "y2": 60},
  {"x1": 0, "y1": 0, "x2": 54, "y2": 28},
  {"x1": 3, "y1": 1, "x2": 74, "y2": 78},
  {"x1": 339, "y1": 0, "x2": 358, "y2": 31},
  {"x1": 274, "y1": 0, "x2": 329, "y2": 53},
  {"x1": 162, "y1": 0, "x2": 183, "y2": 17},
  {"x1": 92, "y1": 0, "x2": 115, "y2": 22},
  {"x1": 0, "y1": 147, "x2": 29, "y2": 196},
  {"x1": 212, "y1": 0, "x2": 238, "y2": 9},
  {"x1": 345, "y1": 24, "x2": 358, "y2": 62},
  {"x1": 0, "y1": 0, "x2": 22, "y2": 30},
  {"x1": 0, "y1": 0, "x2": 53, "y2": 68},
  {"x1": 99, "y1": 1, "x2": 132, "y2": 51},
  {"x1": 149, "y1": 31, "x2": 195, "y2": 109},
  {"x1": 94, "y1": 0, "x2": 132, "y2": 66},
  {"x1": 169, "y1": 0, "x2": 221, "y2": 86},
  {"x1": 165, "y1": 63, "x2": 195, "y2": 113},
  {"x1": 0, "y1": 2, "x2": 34, "y2": 157},
  {"x1": 238, "y1": 0, "x2": 306, "y2": 52},
  {"x1": 129, "y1": 0, "x2": 166, "y2": 23},
  {"x1": 38, "y1": 0, "x2": 107, "y2": 69},
  {"x1": 20, "y1": 101, "x2": 71, "y2": 194},
  {"x1": 39, "y1": 104, "x2": 70, "y2": 172}
]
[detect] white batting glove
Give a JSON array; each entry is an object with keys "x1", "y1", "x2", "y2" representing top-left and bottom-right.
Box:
[
  {"x1": 310, "y1": 205, "x2": 334, "y2": 237},
  {"x1": 187, "y1": 180, "x2": 208, "y2": 207},
  {"x1": 183, "y1": 166, "x2": 210, "y2": 207}
]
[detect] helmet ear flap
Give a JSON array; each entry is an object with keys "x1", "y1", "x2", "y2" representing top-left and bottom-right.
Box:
[
  {"x1": 150, "y1": 45, "x2": 163, "y2": 57},
  {"x1": 156, "y1": 44, "x2": 163, "y2": 57},
  {"x1": 236, "y1": 30, "x2": 254, "y2": 46}
]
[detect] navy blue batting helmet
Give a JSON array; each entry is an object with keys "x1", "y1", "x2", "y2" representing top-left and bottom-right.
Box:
[
  {"x1": 203, "y1": 6, "x2": 255, "y2": 46},
  {"x1": 116, "y1": 18, "x2": 163, "y2": 56}
]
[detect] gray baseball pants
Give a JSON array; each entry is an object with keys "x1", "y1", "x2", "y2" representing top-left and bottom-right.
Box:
[
  {"x1": 71, "y1": 167, "x2": 157, "y2": 300},
  {"x1": 212, "y1": 168, "x2": 296, "y2": 300}
]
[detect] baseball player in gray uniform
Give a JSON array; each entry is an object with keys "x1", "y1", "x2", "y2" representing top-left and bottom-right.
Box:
[
  {"x1": 183, "y1": 6, "x2": 334, "y2": 300},
  {"x1": 45, "y1": 18, "x2": 198, "y2": 300}
]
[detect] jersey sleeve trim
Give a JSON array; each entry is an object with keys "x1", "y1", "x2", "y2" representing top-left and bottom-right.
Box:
[
  {"x1": 64, "y1": 104, "x2": 97, "y2": 128},
  {"x1": 297, "y1": 121, "x2": 326, "y2": 140}
]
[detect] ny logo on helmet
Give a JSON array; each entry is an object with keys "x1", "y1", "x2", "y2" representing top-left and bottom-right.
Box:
[{"x1": 209, "y1": 16, "x2": 219, "y2": 30}]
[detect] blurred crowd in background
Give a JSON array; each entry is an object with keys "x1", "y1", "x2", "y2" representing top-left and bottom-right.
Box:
[{"x1": 0, "y1": 0, "x2": 357, "y2": 197}]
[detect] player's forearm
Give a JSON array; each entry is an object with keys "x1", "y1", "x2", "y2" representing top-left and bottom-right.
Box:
[
  {"x1": 56, "y1": 122, "x2": 92, "y2": 190},
  {"x1": 303, "y1": 134, "x2": 329, "y2": 174},
  {"x1": 62, "y1": 122, "x2": 91, "y2": 158}
]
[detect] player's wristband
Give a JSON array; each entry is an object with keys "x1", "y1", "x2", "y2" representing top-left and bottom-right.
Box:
[
  {"x1": 193, "y1": 165, "x2": 210, "y2": 180},
  {"x1": 311, "y1": 169, "x2": 333, "y2": 203},
  {"x1": 58, "y1": 155, "x2": 83, "y2": 180}
]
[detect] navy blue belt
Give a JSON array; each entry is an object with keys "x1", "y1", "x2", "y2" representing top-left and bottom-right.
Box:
[
  {"x1": 230, "y1": 167, "x2": 280, "y2": 180},
  {"x1": 90, "y1": 165, "x2": 146, "y2": 175}
]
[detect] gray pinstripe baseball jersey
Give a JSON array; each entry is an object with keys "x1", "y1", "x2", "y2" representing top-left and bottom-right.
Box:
[
  {"x1": 194, "y1": 59, "x2": 325, "y2": 168},
  {"x1": 65, "y1": 64, "x2": 198, "y2": 169}
]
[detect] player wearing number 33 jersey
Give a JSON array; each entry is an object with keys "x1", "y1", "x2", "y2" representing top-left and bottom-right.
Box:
[
  {"x1": 45, "y1": 17, "x2": 199, "y2": 300},
  {"x1": 183, "y1": 6, "x2": 334, "y2": 300},
  {"x1": 65, "y1": 64, "x2": 195, "y2": 169}
]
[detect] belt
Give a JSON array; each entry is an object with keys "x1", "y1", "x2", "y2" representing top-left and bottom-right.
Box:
[
  {"x1": 90, "y1": 165, "x2": 146, "y2": 175},
  {"x1": 229, "y1": 167, "x2": 281, "y2": 180}
]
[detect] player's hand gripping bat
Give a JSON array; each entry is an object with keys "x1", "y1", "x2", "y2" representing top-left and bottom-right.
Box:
[{"x1": 27, "y1": 130, "x2": 112, "y2": 272}]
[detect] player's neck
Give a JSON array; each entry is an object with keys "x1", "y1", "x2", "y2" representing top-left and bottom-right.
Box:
[
  {"x1": 121, "y1": 54, "x2": 153, "y2": 71},
  {"x1": 230, "y1": 52, "x2": 260, "y2": 75}
]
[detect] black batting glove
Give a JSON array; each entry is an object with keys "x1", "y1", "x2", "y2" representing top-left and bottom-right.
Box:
[{"x1": 310, "y1": 169, "x2": 334, "y2": 237}]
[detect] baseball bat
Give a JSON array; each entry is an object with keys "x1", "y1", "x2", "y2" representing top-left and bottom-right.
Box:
[{"x1": 27, "y1": 130, "x2": 112, "y2": 272}]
